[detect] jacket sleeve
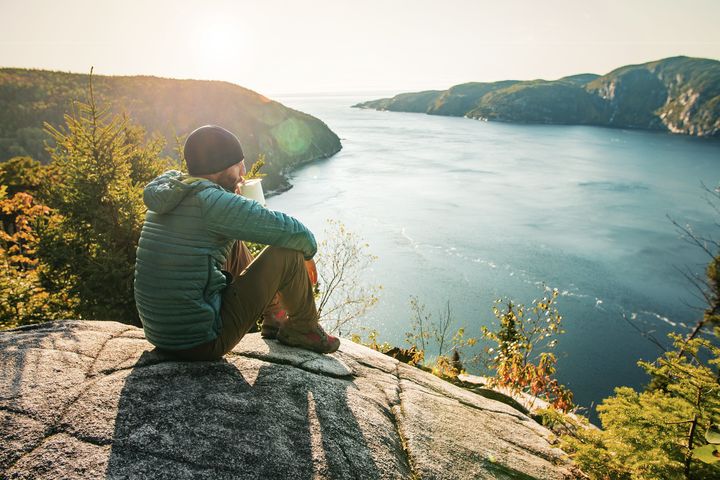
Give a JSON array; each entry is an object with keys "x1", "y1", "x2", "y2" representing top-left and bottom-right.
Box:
[{"x1": 197, "y1": 187, "x2": 317, "y2": 260}]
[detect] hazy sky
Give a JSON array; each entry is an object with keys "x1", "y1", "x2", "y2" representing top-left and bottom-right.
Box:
[{"x1": 2, "y1": 0, "x2": 719, "y2": 94}]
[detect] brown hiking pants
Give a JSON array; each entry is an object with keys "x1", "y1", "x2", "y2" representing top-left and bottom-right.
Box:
[{"x1": 168, "y1": 242, "x2": 318, "y2": 361}]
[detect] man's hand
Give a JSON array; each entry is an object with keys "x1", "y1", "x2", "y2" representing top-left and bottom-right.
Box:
[{"x1": 305, "y1": 259, "x2": 318, "y2": 286}]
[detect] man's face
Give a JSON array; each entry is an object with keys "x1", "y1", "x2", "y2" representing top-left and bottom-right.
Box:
[{"x1": 216, "y1": 160, "x2": 246, "y2": 191}]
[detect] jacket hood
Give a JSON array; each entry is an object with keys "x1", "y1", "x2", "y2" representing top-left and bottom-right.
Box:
[{"x1": 143, "y1": 170, "x2": 221, "y2": 214}]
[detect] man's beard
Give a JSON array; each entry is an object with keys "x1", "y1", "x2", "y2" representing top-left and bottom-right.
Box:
[{"x1": 217, "y1": 171, "x2": 241, "y2": 192}]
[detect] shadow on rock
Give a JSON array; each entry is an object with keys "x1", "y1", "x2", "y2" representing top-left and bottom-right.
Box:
[{"x1": 106, "y1": 345, "x2": 380, "y2": 479}]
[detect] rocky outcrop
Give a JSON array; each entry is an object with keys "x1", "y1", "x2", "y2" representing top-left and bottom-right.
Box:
[{"x1": 0, "y1": 321, "x2": 581, "y2": 479}]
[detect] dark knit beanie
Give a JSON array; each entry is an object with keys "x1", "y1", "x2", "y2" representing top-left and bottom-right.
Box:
[{"x1": 183, "y1": 125, "x2": 245, "y2": 175}]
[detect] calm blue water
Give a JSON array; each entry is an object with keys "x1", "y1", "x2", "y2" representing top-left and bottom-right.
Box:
[{"x1": 269, "y1": 93, "x2": 720, "y2": 422}]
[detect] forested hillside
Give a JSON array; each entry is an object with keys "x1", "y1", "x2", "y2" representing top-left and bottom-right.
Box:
[{"x1": 0, "y1": 68, "x2": 342, "y2": 190}]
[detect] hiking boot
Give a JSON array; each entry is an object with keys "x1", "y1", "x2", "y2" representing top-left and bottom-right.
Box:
[
  {"x1": 261, "y1": 323, "x2": 280, "y2": 339},
  {"x1": 277, "y1": 322, "x2": 340, "y2": 354},
  {"x1": 261, "y1": 308, "x2": 288, "y2": 340}
]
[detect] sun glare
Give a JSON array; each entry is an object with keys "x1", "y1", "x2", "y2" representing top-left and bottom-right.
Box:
[{"x1": 189, "y1": 18, "x2": 249, "y2": 79}]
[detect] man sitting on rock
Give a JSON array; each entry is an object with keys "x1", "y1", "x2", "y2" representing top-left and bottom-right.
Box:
[{"x1": 133, "y1": 125, "x2": 340, "y2": 360}]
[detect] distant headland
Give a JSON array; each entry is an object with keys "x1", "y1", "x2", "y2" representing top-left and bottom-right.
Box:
[{"x1": 354, "y1": 56, "x2": 720, "y2": 138}]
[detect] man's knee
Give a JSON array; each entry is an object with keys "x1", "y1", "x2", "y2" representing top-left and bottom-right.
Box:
[
  {"x1": 265, "y1": 245, "x2": 301, "y2": 256},
  {"x1": 264, "y1": 246, "x2": 305, "y2": 265}
]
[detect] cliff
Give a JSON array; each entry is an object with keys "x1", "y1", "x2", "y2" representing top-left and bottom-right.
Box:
[
  {"x1": 354, "y1": 56, "x2": 720, "y2": 137},
  {"x1": 0, "y1": 69, "x2": 342, "y2": 191},
  {"x1": 0, "y1": 320, "x2": 583, "y2": 479}
]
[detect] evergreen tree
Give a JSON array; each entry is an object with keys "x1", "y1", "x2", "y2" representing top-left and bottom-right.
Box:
[
  {"x1": 559, "y1": 185, "x2": 720, "y2": 478},
  {"x1": 0, "y1": 156, "x2": 45, "y2": 195},
  {"x1": 38, "y1": 74, "x2": 169, "y2": 324},
  {"x1": 560, "y1": 334, "x2": 719, "y2": 479}
]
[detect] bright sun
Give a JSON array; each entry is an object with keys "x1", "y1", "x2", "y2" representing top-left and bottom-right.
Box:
[{"x1": 190, "y1": 19, "x2": 248, "y2": 78}]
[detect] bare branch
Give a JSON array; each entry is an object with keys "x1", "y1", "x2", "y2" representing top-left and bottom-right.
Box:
[
  {"x1": 315, "y1": 220, "x2": 381, "y2": 333},
  {"x1": 620, "y1": 312, "x2": 668, "y2": 352},
  {"x1": 667, "y1": 214, "x2": 714, "y2": 259}
]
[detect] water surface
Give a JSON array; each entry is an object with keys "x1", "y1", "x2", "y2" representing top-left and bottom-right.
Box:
[{"x1": 269, "y1": 93, "x2": 720, "y2": 422}]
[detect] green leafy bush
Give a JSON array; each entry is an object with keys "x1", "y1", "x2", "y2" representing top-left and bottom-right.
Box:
[
  {"x1": 0, "y1": 186, "x2": 74, "y2": 328},
  {"x1": 481, "y1": 289, "x2": 574, "y2": 412}
]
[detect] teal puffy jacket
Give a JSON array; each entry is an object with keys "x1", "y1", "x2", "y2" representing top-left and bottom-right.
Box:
[{"x1": 134, "y1": 170, "x2": 317, "y2": 350}]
